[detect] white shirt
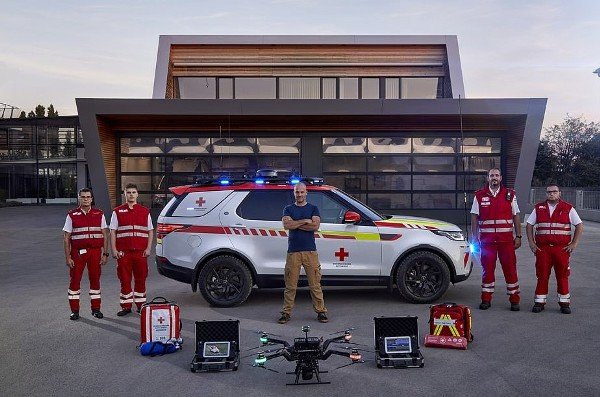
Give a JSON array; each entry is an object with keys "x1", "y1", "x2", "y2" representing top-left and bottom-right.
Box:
[
  {"x1": 109, "y1": 211, "x2": 153, "y2": 230},
  {"x1": 526, "y1": 204, "x2": 582, "y2": 226},
  {"x1": 62, "y1": 209, "x2": 108, "y2": 233},
  {"x1": 470, "y1": 187, "x2": 520, "y2": 216}
]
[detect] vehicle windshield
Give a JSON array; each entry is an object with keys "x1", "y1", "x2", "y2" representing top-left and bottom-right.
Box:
[{"x1": 331, "y1": 188, "x2": 385, "y2": 221}]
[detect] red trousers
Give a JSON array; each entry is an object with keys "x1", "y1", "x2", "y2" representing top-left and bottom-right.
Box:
[
  {"x1": 480, "y1": 242, "x2": 520, "y2": 304},
  {"x1": 534, "y1": 244, "x2": 571, "y2": 305},
  {"x1": 68, "y1": 247, "x2": 102, "y2": 312},
  {"x1": 117, "y1": 250, "x2": 148, "y2": 310}
]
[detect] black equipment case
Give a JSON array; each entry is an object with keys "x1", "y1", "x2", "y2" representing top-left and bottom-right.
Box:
[
  {"x1": 190, "y1": 320, "x2": 240, "y2": 372},
  {"x1": 374, "y1": 316, "x2": 424, "y2": 368}
]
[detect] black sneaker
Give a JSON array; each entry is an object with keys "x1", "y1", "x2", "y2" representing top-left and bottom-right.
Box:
[
  {"x1": 479, "y1": 301, "x2": 491, "y2": 310},
  {"x1": 510, "y1": 303, "x2": 520, "y2": 312},
  {"x1": 91, "y1": 310, "x2": 104, "y2": 319},
  {"x1": 70, "y1": 312, "x2": 80, "y2": 321},
  {"x1": 277, "y1": 313, "x2": 290, "y2": 324},
  {"x1": 532, "y1": 303, "x2": 544, "y2": 313},
  {"x1": 560, "y1": 306, "x2": 571, "y2": 314},
  {"x1": 317, "y1": 313, "x2": 329, "y2": 323},
  {"x1": 117, "y1": 308, "x2": 132, "y2": 317}
]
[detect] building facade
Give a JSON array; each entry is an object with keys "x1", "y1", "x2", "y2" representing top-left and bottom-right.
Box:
[
  {"x1": 77, "y1": 35, "x2": 546, "y2": 223},
  {"x1": 0, "y1": 116, "x2": 84, "y2": 204}
]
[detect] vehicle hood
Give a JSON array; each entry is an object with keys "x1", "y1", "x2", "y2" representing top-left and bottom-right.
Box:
[{"x1": 374, "y1": 216, "x2": 460, "y2": 231}]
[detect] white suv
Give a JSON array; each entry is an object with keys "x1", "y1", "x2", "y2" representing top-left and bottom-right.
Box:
[{"x1": 156, "y1": 176, "x2": 472, "y2": 307}]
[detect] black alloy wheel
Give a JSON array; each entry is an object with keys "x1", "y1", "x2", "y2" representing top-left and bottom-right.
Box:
[
  {"x1": 395, "y1": 251, "x2": 450, "y2": 303},
  {"x1": 198, "y1": 255, "x2": 253, "y2": 307}
]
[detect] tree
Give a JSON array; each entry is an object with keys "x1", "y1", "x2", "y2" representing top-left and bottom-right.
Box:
[
  {"x1": 34, "y1": 105, "x2": 45, "y2": 118},
  {"x1": 47, "y1": 104, "x2": 59, "y2": 117},
  {"x1": 19, "y1": 111, "x2": 26, "y2": 119},
  {"x1": 533, "y1": 115, "x2": 600, "y2": 187},
  {"x1": 27, "y1": 111, "x2": 35, "y2": 118}
]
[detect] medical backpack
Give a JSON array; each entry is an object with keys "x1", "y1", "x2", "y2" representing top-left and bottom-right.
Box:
[
  {"x1": 424, "y1": 302, "x2": 473, "y2": 350},
  {"x1": 140, "y1": 296, "x2": 182, "y2": 345}
]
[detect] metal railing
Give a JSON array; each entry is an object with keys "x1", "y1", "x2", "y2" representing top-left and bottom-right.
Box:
[{"x1": 530, "y1": 188, "x2": 600, "y2": 211}]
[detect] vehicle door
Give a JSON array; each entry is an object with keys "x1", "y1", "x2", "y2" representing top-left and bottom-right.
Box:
[
  {"x1": 307, "y1": 190, "x2": 381, "y2": 277},
  {"x1": 220, "y1": 189, "x2": 294, "y2": 275}
]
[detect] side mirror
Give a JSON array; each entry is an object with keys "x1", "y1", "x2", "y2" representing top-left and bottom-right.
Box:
[{"x1": 343, "y1": 211, "x2": 361, "y2": 224}]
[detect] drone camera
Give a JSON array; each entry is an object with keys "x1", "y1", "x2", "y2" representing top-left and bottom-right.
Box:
[
  {"x1": 344, "y1": 331, "x2": 352, "y2": 342},
  {"x1": 301, "y1": 325, "x2": 311, "y2": 333}
]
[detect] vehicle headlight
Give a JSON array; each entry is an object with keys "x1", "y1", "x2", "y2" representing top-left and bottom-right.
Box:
[{"x1": 431, "y1": 230, "x2": 465, "y2": 241}]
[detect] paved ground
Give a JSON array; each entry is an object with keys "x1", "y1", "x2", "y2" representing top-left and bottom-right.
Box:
[{"x1": 1, "y1": 205, "x2": 599, "y2": 397}]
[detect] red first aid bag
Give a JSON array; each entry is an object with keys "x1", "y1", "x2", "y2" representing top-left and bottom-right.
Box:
[
  {"x1": 424, "y1": 302, "x2": 473, "y2": 350},
  {"x1": 140, "y1": 297, "x2": 181, "y2": 344}
]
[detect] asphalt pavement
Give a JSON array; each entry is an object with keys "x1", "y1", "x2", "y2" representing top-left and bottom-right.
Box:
[{"x1": 1, "y1": 205, "x2": 599, "y2": 397}]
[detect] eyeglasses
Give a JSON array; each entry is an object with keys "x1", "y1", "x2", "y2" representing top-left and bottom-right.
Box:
[
  {"x1": 546, "y1": 190, "x2": 559, "y2": 194},
  {"x1": 79, "y1": 196, "x2": 93, "y2": 199}
]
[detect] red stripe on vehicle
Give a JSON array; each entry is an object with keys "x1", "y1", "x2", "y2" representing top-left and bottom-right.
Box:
[
  {"x1": 241, "y1": 229, "x2": 249, "y2": 235},
  {"x1": 178, "y1": 226, "x2": 228, "y2": 234},
  {"x1": 260, "y1": 229, "x2": 268, "y2": 236},
  {"x1": 250, "y1": 229, "x2": 258, "y2": 236},
  {"x1": 322, "y1": 234, "x2": 356, "y2": 240},
  {"x1": 269, "y1": 230, "x2": 277, "y2": 236},
  {"x1": 279, "y1": 231, "x2": 288, "y2": 237}
]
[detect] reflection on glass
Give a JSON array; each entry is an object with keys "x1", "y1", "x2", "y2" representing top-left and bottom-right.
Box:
[
  {"x1": 385, "y1": 78, "x2": 400, "y2": 99},
  {"x1": 212, "y1": 138, "x2": 255, "y2": 154},
  {"x1": 212, "y1": 156, "x2": 251, "y2": 172},
  {"x1": 368, "y1": 156, "x2": 410, "y2": 172},
  {"x1": 121, "y1": 157, "x2": 152, "y2": 172},
  {"x1": 361, "y1": 78, "x2": 379, "y2": 99},
  {"x1": 368, "y1": 175, "x2": 410, "y2": 190},
  {"x1": 257, "y1": 156, "x2": 300, "y2": 171},
  {"x1": 177, "y1": 77, "x2": 216, "y2": 99},
  {"x1": 279, "y1": 78, "x2": 320, "y2": 99},
  {"x1": 219, "y1": 78, "x2": 234, "y2": 99},
  {"x1": 166, "y1": 138, "x2": 210, "y2": 154},
  {"x1": 457, "y1": 174, "x2": 487, "y2": 191},
  {"x1": 235, "y1": 78, "x2": 276, "y2": 99},
  {"x1": 322, "y1": 156, "x2": 366, "y2": 172},
  {"x1": 324, "y1": 175, "x2": 366, "y2": 191},
  {"x1": 257, "y1": 138, "x2": 300, "y2": 153},
  {"x1": 322, "y1": 78, "x2": 336, "y2": 99},
  {"x1": 368, "y1": 138, "x2": 411, "y2": 154},
  {"x1": 460, "y1": 156, "x2": 500, "y2": 172},
  {"x1": 323, "y1": 138, "x2": 366, "y2": 153},
  {"x1": 368, "y1": 193, "x2": 411, "y2": 209},
  {"x1": 401, "y1": 78, "x2": 439, "y2": 99},
  {"x1": 460, "y1": 137, "x2": 501, "y2": 154},
  {"x1": 121, "y1": 175, "x2": 152, "y2": 192},
  {"x1": 165, "y1": 157, "x2": 210, "y2": 173},
  {"x1": 121, "y1": 138, "x2": 165, "y2": 154},
  {"x1": 413, "y1": 175, "x2": 456, "y2": 190},
  {"x1": 412, "y1": 193, "x2": 456, "y2": 209},
  {"x1": 413, "y1": 137, "x2": 455, "y2": 153},
  {"x1": 339, "y1": 78, "x2": 358, "y2": 99},
  {"x1": 413, "y1": 156, "x2": 455, "y2": 172},
  {"x1": 9, "y1": 127, "x2": 34, "y2": 144}
]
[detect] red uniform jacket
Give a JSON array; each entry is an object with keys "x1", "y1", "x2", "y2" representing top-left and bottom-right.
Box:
[
  {"x1": 534, "y1": 200, "x2": 572, "y2": 246},
  {"x1": 114, "y1": 203, "x2": 151, "y2": 251},
  {"x1": 68, "y1": 207, "x2": 105, "y2": 250},
  {"x1": 475, "y1": 185, "x2": 516, "y2": 244}
]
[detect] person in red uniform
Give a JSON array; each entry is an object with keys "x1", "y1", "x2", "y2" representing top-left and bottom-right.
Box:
[
  {"x1": 62, "y1": 188, "x2": 109, "y2": 320},
  {"x1": 471, "y1": 168, "x2": 522, "y2": 311},
  {"x1": 110, "y1": 183, "x2": 154, "y2": 316},
  {"x1": 526, "y1": 184, "x2": 583, "y2": 314}
]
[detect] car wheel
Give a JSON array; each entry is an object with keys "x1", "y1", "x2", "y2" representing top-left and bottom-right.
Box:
[
  {"x1": 198, "y1": 255, "x2": 253, "y2": 307},
  {"x1": 395, "y1": 251, "x2": 450, "y2": 303}
]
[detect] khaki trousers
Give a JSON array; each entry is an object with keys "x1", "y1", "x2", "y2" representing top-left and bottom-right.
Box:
[{"x1": 281, "y1": 251, "x2": 327, "y2": 315}]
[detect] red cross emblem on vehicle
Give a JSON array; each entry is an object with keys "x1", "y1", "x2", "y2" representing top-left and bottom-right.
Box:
[
  {"x1": 196, "y1": 197, "x2": 206, "y2": 207},
  {"x1": 335, "y1": 248, "x2": 349, "y2": 261},
  {"x1": 157, "y1": 316, "x2": 165, "y2": 324}
]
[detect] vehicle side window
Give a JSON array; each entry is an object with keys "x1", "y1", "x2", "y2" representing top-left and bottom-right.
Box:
[
  {"x1": 307, "y1": 191, "x2": 348, "y2": 224},
  {"x1": 237, "y1": 191, "x2": 293, "y2": 221}
]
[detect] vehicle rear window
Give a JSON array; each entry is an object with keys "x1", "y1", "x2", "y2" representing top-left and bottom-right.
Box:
[{"x1": 237, "y1": 190, "x2": 293, "y2": 221}]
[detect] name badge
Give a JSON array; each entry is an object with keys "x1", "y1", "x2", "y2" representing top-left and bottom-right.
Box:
[{"x1": 79, "y1": 249, "x2": 87, "y2": 255}]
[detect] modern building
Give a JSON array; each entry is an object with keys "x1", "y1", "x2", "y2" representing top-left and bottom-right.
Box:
[
  {"x1": 76, "y1": 35, "x2": 546, "y2": 223},
  {"x1": 0, "y1": 115, "x2": 84, "y2": 204}
]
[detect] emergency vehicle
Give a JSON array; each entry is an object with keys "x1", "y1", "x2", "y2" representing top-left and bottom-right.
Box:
[{"x1": 155, "y1": 172, "x2": 472, "y2": 307}]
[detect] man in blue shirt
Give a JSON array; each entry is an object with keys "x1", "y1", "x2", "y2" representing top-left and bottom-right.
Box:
[{"x1": 278, "y1": 182, "x2": 328, "y2": 324}]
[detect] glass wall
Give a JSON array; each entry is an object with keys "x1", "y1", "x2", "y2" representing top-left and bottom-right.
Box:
[
  {"x1": 322, "y1": 135, "x2": 501, "y2": 211},
  {"x1": 119, "y1": 136, "x2": 301, "y2": 208},
  {"x1": 0, "y1": 117, "x2": 80, "y2": 204},
  {"x1": 176, "y1": 77, "x2": 446, "y2": 99}
]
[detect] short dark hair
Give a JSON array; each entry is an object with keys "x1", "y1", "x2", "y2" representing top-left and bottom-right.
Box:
[
  {"x1": 78, "y1": 187, "x2": 93, "y2": 197},
  {"x1": 488, "y1": 168, "x2": 501, "y2": 175},
  {"x1": 124, "y1": 183, "x2": 138, "y2": 191},
  {"x1": 547, "y1": 184, "x2": 560, "y2": 190}
]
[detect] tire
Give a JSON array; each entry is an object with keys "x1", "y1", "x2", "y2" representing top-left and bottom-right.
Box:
[
  {"x1": 395, "y1": 251, "x2": 450, "y2": 303},
  {"x1": 198, "y1": 255, "x2": 253, "y2": 307}
]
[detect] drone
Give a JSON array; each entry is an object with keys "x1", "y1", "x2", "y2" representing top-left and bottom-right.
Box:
[{"x1": 250, "y1": 326, "x2": 365, "y2": 385}]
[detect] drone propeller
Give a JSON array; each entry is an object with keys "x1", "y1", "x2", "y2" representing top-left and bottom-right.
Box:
[
  {"x1": 242, "y1": 347, "x2": 282, "y2": 358},
  {"x1": 332, "y1": 360, "x2": 366, "y2": 370},
  {"x1": 254, "y1": 330, "x2": 283, "y2": 338},
  {"x1": 244, "y1": 343, "x2": 277, "y2": 352},
  {"x1": 327, "y1": 327, "x2": 356, "y2": 335}
]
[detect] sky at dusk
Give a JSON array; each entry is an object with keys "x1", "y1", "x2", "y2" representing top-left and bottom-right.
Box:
[{"x1": 1, "y1": 0, "x2": 599, "y2": 130}]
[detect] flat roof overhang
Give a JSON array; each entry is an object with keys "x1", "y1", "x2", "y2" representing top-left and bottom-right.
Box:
[{"x1": 76, "y1": 98, "x2": 546, "y2": 214}]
